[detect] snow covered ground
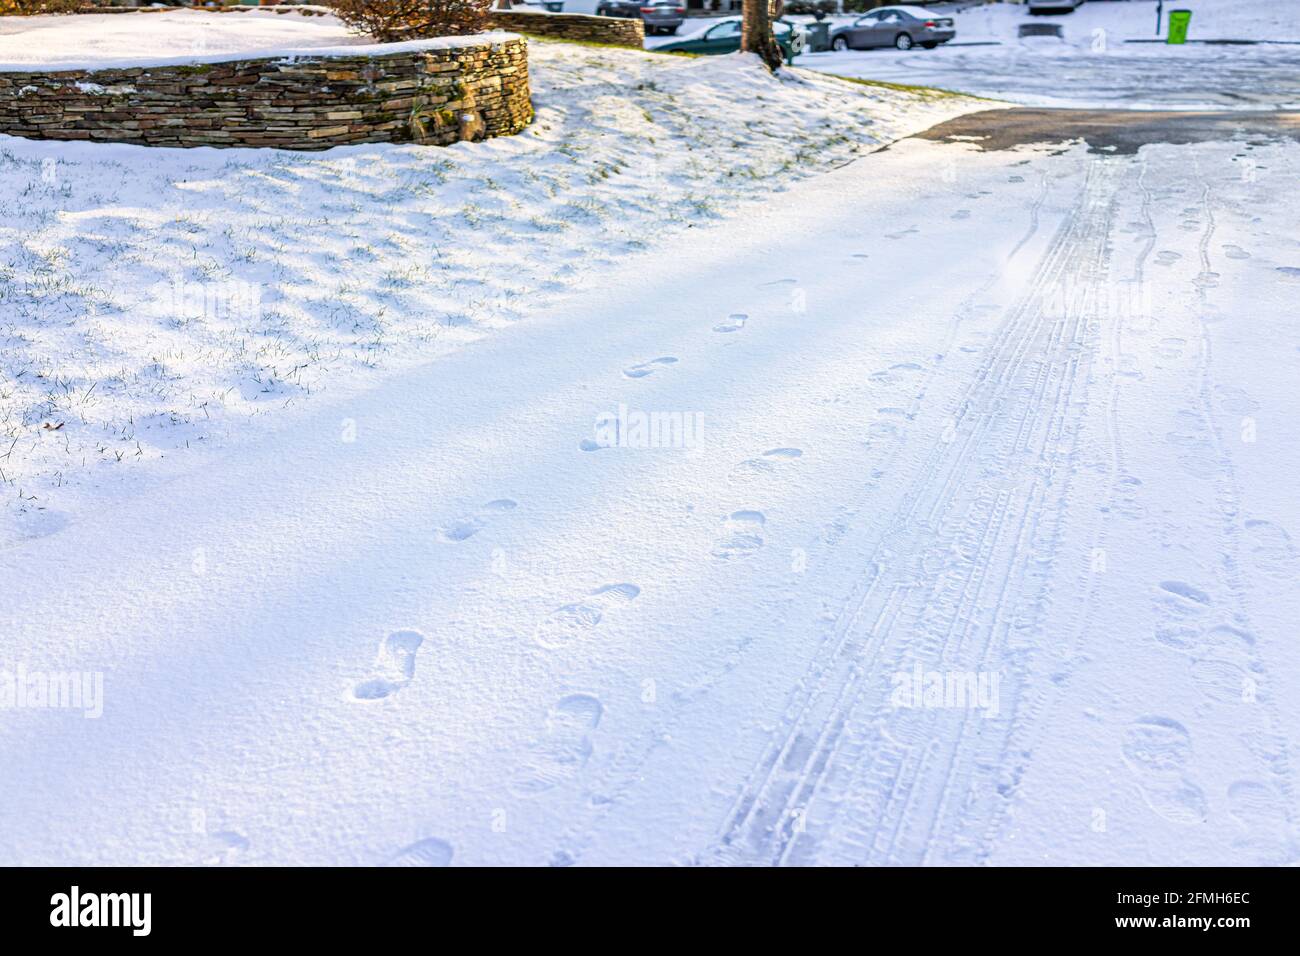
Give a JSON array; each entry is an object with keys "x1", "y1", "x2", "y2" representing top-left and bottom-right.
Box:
[
  {"x1": 2, "y1": 8, "x2": 1299, "y2": 868},
  {"x1": 4, "y1": 118, "x2": 1299, "y2": 866},
  {"x1": 0, "y1": 14, "x2": 980, "y2": 546},
  {"x1": 795, "y1": 0, "x2": 1300, "y2": 109}
]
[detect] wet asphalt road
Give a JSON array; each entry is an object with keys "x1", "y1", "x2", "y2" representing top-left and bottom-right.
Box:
[{"x1": 911, "y1": 108, "x2": 1300, "y2": 154}]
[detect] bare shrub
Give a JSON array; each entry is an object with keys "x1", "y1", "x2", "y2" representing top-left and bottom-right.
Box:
[
  {"x1": 327, "y1": 0, "x2": 493, "y2": 43},
  {"x1": 0, "y1": 0, "x2": 83, "y2": 14}
]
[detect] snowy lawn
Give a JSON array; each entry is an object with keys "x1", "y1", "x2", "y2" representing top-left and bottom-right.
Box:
[
  {"x1": 4, "y1": 124, "x2": 1299, "y2": 866},
  {"x1": 0, "y1": 13, "x2": 985, "y2": 545},
  {"x1": 794, "y1": 0, "x2": 1300, "y2": 109},
  {"x1": 4, "y1": 4, "x2": 1297, "y2": 871}
]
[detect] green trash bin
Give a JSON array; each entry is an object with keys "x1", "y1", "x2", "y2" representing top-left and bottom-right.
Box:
[
  {"x1": 1167, "y1": 9, "x2": 1192, "y2": 44},
  {"x1": 806, "y1": 22, "x2": 831, "y2": 54}
]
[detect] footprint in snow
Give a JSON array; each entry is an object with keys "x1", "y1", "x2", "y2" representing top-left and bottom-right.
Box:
[
  {"x1": 1190, "y1": 658, "x2": 1256, "y2": 704},
  {"x1": 1225, "y1": 779, "x2": 1300, "y2": 864},
  {"x1": 730, "y1": 447, "x2": 802, "y2": 481},
  {"x1": 866, "y1": 419, "x2": 902, "y2": 445},
  {"x1": 951, "y1": 209, "x2": 971, "y2": 221},
  {"x1": 1242, "y1": 519, "x2": 1297, "y2": 579},
  {"x1": 713, "y1": 313, "x2": 747, "y2": 333},
  {"x1": 203, "y1": 830, "x2": 250, "y2": 867},
  {"x1": 712, "y1": 511, "x2": 766, "y2": 559},
  {"x1": 869, "y1": 362, "x2": 924, "y2": 386},
  {"x1": 1223, "y1": 244, "x2": 1251, "y2": 260},
  {"x1": 534, "y1": 584, "x2": 641, "y2": 650},
  {"x1": 885, "y1": 226, "x2": 918, "y2": 240},
  {"x1": 1154, "y1": 250, "x2": 1182, "y2": 266},
  {"x1": 1120, "y1": 716, "x2": 1208, "y2": 825},
  {"x1": 1227, "y1": 780, "x2": 1289, "y2": 830},
  {"x1": 350, "y1": 629, "x2": 425, "y2": 701},
  {"x1": 385, "y1": 837, "x2": 454, "y2": 867},
  {"x1": 1116, "y1": 355, "x2": 1145, "y2": 380},
  {"x1": 1156, "y1": 580, "x2": 1212, "y2": 618},
  {"x1": 437, "y1": 499, "x2": 517, "y2": 542},
  {"x1": 1155, "y1": 621, "x2": 1254, "y2": 659},
  {"x1": 1163, "y1": 410, "x2": 1213, "y2": 455},
  {"x1": 1213, "y1": 384, "x2": 1259, "y2": 416},
  {"x1": 510, "y1": 693, "x2": 604, "y2": 797},
  {"x1": 623, "y1": 356, "x2": 678, "y2": 379},
  {"x1": 1155, "y1": 336, "x2": 1186, "y2": 359},
  {"x1": 1275, "y1": 266, "x2": 1300, "y2": 278},
  {"x1": 1152, "y1": 613, "x2": 1260, "y2": 706}
]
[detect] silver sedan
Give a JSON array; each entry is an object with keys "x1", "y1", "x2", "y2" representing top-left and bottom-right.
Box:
[{"x1": 830, "y1": 5, "x2": 957, "y2": 51}]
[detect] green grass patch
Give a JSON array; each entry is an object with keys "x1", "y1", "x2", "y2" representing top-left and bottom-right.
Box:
[{"x1": 814, "y1": 72, "x2": 1001, "y2": 101}]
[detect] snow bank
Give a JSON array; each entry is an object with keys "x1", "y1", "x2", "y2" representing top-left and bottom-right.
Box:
[
  {"x1": 0, "y1": 10, "x2": 521, "y2": 72},
  {"x1": 0, "y1": 9, "x2": 357, "y2": 67}
]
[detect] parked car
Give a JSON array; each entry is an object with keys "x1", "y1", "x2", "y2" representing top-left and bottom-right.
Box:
[
  {"x1": 596, "y1": 0, "x2": 686, "y2": 35},
  {"x1": 829, "y1": 5, "x2": 955, "y2": 51},
  {"x1": 1028, "y1": 0, "x2": 1085, "y2": 13},
  {"x1": 656, "y1": 17, "x2": 807, "y2": 62}
]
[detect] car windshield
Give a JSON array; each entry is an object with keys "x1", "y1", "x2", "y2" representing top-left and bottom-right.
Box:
[{"x1": 708, "y1": 21, "x2": 742, "y2": 39}]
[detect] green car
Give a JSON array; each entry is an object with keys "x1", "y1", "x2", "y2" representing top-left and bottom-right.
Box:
[{"x1": 656, "y1": 17, "x2": 807, "y2": 64}]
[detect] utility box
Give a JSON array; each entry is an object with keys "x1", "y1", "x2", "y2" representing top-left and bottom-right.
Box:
[
  {"x1": 806, "y1": 22, "x2": 831, "y2": 53},
  {"x1": 1167, "y1": 9, "x2": 1192, "y2": 44}
]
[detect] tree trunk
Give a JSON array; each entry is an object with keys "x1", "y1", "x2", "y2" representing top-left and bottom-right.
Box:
[{"x1": 741, "y1": 0, "x2": 785, "y2": 72}]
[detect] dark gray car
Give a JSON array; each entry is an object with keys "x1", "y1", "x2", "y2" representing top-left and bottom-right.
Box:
[
  {"x1": 595, "y1": 0, "x2": 685, "y2": 35},
  {"x1": 830, "y1": 5, "x2": 956, "y2": 51}
]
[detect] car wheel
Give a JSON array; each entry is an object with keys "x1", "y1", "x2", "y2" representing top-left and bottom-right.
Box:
[
  {"x1": 831, "y1": 36, "x2": 849, "y2": 51},
  {"x1": 920, "y1": 41, "x2": 937, "y2": 49},
  {"x1": 894, "y1": 33, "x2": 914, "y2": 50}
]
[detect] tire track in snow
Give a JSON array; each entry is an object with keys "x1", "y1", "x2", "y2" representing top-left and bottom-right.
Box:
[
  {"x1": 704, "y1": 159, "x2": 1120, "y2": 866},
  {"x1": 691, "y1": 170, "x2": 1058, "y2": 867},
  {"x1": 921, "y1": 158, "x2": 1124, "y2": 862},
  {"x1": 853, "y1": 169, "x2": 1112, "y2": 866},
  {"x1": 530, "y1": 172, "x2": 1020, "y2": 868}
]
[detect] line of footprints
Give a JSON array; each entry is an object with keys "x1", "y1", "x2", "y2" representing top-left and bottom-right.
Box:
[{"x1": 358, "y1": 301, "x2": 827, "y2": 864}]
